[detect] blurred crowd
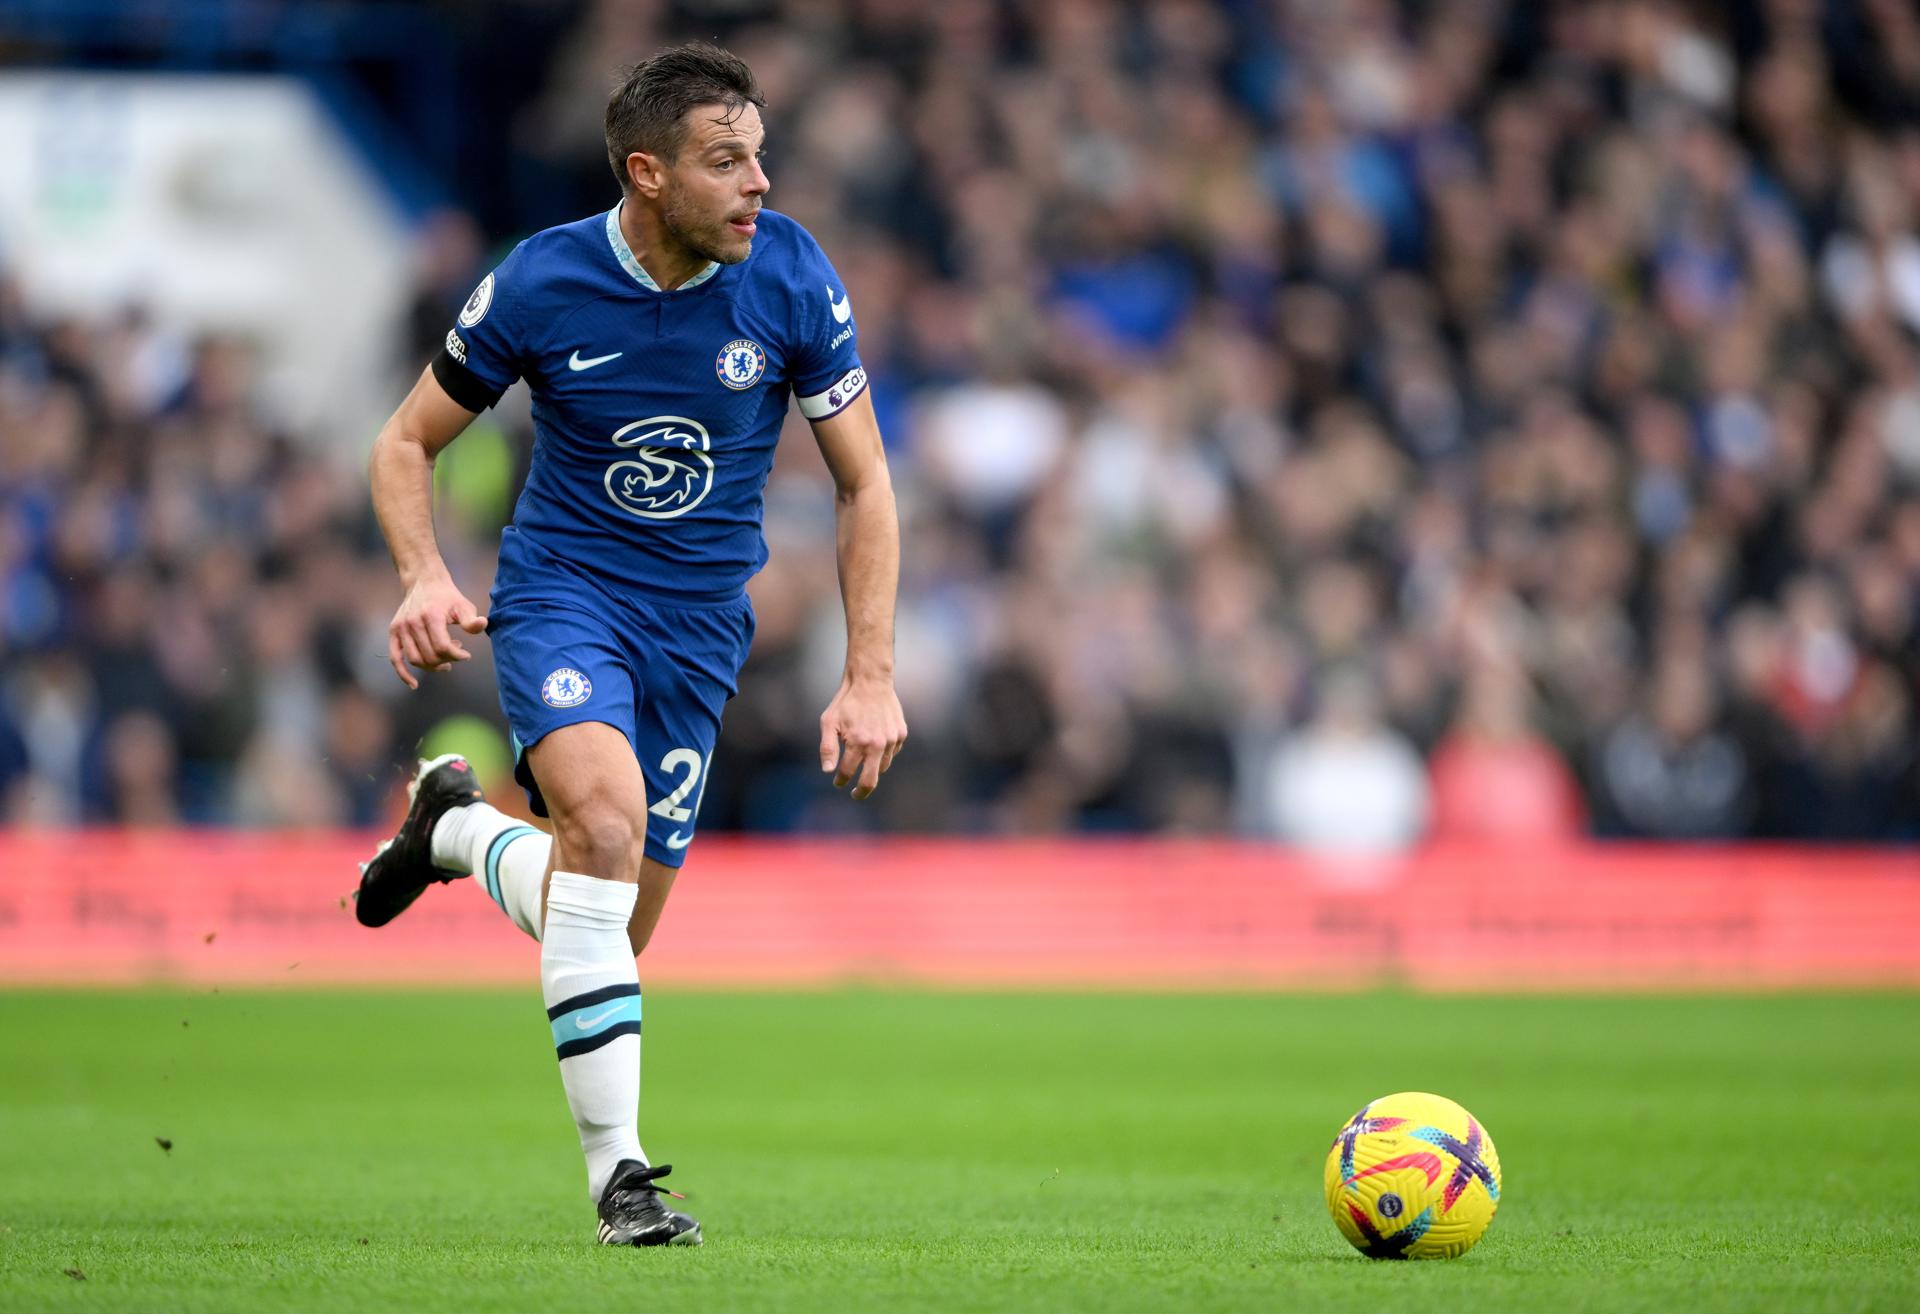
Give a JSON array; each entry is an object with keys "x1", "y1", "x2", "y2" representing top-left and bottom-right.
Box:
[{"x1": 6, "y1": 0, "x2": 1920, "y2": 845}]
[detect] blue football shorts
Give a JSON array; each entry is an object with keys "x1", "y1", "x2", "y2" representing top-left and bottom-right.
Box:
[{"x1": 486, "y1": 560, "x2": 754, "y2": 870}]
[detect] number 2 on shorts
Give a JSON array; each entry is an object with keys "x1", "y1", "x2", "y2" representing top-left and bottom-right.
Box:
[{"x1": 647, "y1": 748, "x2": 711, "y2": 824}]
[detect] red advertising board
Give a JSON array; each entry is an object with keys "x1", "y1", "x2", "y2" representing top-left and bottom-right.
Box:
[{"x1": 0, "y1": 832, "x2": 1915, "y2": 990}]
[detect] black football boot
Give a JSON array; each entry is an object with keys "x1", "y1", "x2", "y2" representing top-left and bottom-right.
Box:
[
  {"x1": 596, "y1": 1161, "x2": 702, "y2": 1247},
  {"x1": 353, "y1": 753, "x2": 484, "y2": 927}
]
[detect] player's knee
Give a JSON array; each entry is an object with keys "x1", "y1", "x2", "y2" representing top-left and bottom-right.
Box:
[{"x1": 552, "y1": 801, "x2": 645, "y2": 879}]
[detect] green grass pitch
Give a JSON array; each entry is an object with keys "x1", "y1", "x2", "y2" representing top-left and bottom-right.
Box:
[{"x1": 1, "y1": 990, "x2": 1916, "y2": 1313}]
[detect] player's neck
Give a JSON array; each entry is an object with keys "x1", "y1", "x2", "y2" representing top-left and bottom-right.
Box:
[{"x1": 617, "y1": 199, "x2": 713, "y2": 292}]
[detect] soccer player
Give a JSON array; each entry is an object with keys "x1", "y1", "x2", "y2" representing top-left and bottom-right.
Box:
[{"x1": 352, "y1": 44, "x2": 906, "y2": 1248}]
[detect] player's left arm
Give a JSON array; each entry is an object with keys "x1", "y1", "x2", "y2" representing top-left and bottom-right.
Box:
[{"x1": 809, "y1": 388, "x2": 908, "y2": 801}]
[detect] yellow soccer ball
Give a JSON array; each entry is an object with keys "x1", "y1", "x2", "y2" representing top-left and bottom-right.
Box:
[{"x1": 1323, "y1": 1092, "x2": 1502, "y2": 1259}]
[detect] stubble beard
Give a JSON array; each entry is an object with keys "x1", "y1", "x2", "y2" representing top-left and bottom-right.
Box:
[{"x1": 662, "y1": 182, "x2": 751, "y2": 267}]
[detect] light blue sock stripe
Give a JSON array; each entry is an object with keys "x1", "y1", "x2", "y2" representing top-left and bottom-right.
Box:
[
  {"x1": 483, "y1": 826, "x2": 541, "y2": 912},
  {"x1": 549, "y1": 995, "x2": 643, "y2": 1049}
]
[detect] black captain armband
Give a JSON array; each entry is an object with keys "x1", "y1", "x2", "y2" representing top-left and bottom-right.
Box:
[{"x1": 431, "y1": 334, "x2": 507, "y2": 413}]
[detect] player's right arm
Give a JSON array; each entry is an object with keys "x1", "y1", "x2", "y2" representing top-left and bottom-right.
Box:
[
  {"x1": 368, "y1": 367, "x2": 489, "y2": 689},
  {"x1": 374, "y1": 250, "x2": 530, "y2": 688}
]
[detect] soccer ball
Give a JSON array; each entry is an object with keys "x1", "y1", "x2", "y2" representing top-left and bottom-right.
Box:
[{"x1": 1323, "y1": 1091, "x2": 1502, "y2": 1259}]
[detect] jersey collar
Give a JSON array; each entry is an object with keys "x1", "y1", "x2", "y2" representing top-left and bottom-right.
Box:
[{"x1": 605, "y1": 202, "x2": 720, "y2": 292}]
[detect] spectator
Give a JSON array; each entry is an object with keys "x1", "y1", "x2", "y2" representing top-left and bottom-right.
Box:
[
  {"x1": 1258, "y1": 670, "x2": 1429, "y2": 853},
  {"x1": 1428, "y1": 663, "x2": 1585, "y2": 845},
  {"x1": 1594, "y1": 658, "x2": 1753, "y2": 840}
]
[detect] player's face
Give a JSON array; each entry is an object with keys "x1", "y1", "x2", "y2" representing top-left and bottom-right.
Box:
[{"x1": 661, "y1": 101, "x2": 768, "y2": 266}]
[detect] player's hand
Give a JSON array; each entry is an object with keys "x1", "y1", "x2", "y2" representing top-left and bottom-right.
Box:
[
  {"x1": 819, "y1": 676, "x2": 907, "y2": 801},
  {"x1": 387, "y1": 572, "x2": 488, "y2": 690}
]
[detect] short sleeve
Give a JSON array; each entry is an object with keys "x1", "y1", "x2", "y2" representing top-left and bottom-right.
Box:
[
  {"x1": 787, "y1": 231, "x2": 867, "y2": 421},
  {"x1": 432, "y1": 243, "x2": 533, "y2": 412}
]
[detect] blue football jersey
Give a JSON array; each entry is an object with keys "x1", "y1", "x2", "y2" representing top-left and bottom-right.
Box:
[{"x1": 432, "y1": 204, "x2": 866, "y2": 603}]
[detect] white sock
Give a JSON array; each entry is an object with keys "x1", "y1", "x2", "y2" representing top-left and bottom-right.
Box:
[
  {"x1": 432, "y1": 802, "x2": 550, "y2": 941},
  {"x1": 542, "y1": 870, "x2": 646, "y2": 1200}
]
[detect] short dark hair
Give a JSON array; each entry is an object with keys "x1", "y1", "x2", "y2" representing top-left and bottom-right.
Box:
[{"x1": 604, "y1": 42, "x2": 764, "y2": 189}]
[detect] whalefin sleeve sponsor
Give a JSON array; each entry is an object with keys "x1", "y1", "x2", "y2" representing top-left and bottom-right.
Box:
[{"x1": 785, "y1": 223, "x2": 863, "y2": 407}]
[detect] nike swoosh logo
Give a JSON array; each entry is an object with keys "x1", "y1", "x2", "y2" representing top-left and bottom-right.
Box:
[
  {"x1": 666, "y1": 831, "x2": 692, "y2": 850},
  {"x1": 574, "y1": 1006, "x2": 627, "y2": 1030},
  {"x1": 568, "y1": 350, "x2": 623, "y2": 371},
  {"x1": 826, "y1": 285, "x2": 852, "y2": 325}
]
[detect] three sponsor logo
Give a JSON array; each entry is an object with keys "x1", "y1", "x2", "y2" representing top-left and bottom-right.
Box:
[{"x1": 604, "y1": 416, "x2": 715, "y2": 520}]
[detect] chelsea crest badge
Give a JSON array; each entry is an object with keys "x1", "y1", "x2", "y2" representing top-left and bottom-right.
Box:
[
  {"x1": 541, "y1": 668, "x2": 592, "y2": 709},
  {"x1": 716, "y1": 339, "x2": 766, "y2": 390}
]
